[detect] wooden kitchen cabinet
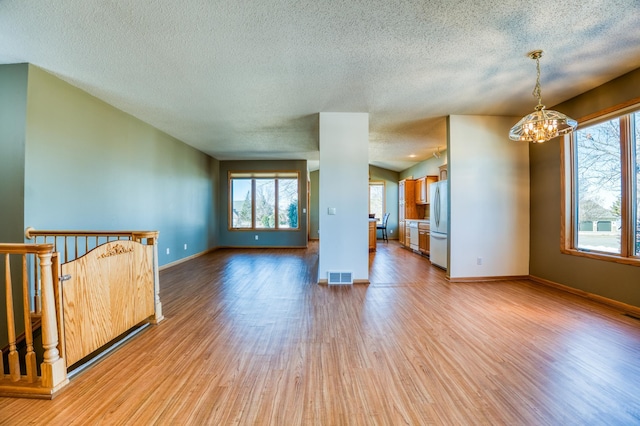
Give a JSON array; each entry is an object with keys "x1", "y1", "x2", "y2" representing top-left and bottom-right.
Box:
[
  {"x1": 415, "y1": 176, "x2": 439, "y2": 205},
  {"x1": 399, "y1": 179, "x2": 417, "y2": 221},
  {"x1": 399, "y1": 179, "x2": 425, "y2": 248},
  {"x1": 439, "y1": 164, "x2": 448, "y2": 181},
  {"x1": 369, "y1": 219, "x2": 377, "y2": 251},
  {"x1": 418, "y1": 222, "x2": 430, "y2": 255},
  {"x1": 415, "y1": 178, "x2": 425, "y2": 205}
]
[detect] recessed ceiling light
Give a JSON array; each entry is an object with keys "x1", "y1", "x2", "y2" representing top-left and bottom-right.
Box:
[{"x1": 409, "y1": 154, "x2": 416, "y2": 158}]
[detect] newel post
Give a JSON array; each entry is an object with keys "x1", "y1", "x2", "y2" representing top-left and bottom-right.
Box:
[
  {"x1": 133, "y1": 231, "x2": 163, "y2": 324},
  {"x1": 38, "y1": 250, "x2": 68, "y2": 391},
  {"x1": 150, "y1": 233, "x2": 164, "y2": 324}
]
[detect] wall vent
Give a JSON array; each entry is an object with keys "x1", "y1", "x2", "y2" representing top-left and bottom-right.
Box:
[{"x1": 328, "y1": 271, "x2": 353, "y2": 285}]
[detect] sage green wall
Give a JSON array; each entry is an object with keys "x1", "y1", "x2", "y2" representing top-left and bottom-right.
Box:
[
  {"x1": 399, "y1": 152, "x2": 447, "y2": 182},
  {"x1": 369, "y1": 165, "x2": 400, "y2": 239},
  {"x1": 218, "y1": 160, "x2": 308, "y2": 247},
  {"x1": 0, "y1": 64, "x2": 28, "y2": 243},
  {"x1": 0, "y1": 64, "x2": 30, "y2": 347},
  {"x1": 530, "y1": 67, "x2": 640, "y2": 308},
  {"x1": 23, "y1": 65, "x2": 217, "y2": 266},
  {"x1": 310, "y1": 170, "x2": 319, "y2": 239}
]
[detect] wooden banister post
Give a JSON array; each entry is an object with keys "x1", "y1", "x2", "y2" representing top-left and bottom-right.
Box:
[
  {"x1": 4, "y1": 254, "x2": 20, "y2": 381},
  {"x1": 132, "y1": 231, "x2": 163, "y2": 324},
  {"x1": 150, "y1": 235, "x2": 164, "y2": 324},
  {"x1": 38, "y1": 250, "x2": 68, "y2": 391},
  {"x1": 51, "y1": 252, "x2": 66, "y2": 362},
  {"x1": 22, "y1": 255, "x2": 37, "y2": 383}
]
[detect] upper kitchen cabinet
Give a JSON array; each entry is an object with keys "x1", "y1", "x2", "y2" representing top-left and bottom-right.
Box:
[
  {"x1": 400, "y1": 178, "x2": 426, "y2": 221},
  {"x1": 399, "y1": 179, "x2": 416, "y2": 220},
  {"x1": 439, "y1": 164, "x2": 448, "y2": 181},
  {"x1": 415, "y1": 176, "x2": 438, "y2": 205}
]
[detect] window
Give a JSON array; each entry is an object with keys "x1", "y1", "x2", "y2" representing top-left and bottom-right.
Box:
[
  {"x1": 562, "y1": 107, "x2": 639, "y2": 264},
  {"x1": 229, "y1": 172, "x2": 299, "y2": 230},
  {"x1": 369, "y1": 181, "x2": 385, "y2": 222}
]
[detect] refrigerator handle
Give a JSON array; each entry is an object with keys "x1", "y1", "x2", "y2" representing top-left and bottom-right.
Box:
[{"x1": 434, "y1": 184, "x2": 440, "y2": 228}]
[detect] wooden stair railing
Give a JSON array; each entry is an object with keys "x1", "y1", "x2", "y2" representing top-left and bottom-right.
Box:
[
  {"x1": 0, "y1": 243, "x2": 68, "y2": 398},
  {"x1": 1, "y1": 229, "x2": 163, "y2": 399},
  {"x1": 25, "y1": 228, "x2": 163, "y2": 324}
]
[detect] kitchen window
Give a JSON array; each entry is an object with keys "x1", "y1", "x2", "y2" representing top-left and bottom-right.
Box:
[
  {"x1": 369, "y1": 181, "x2": 385, "y2": 222},
  {"x1": 229, "y1": 171, "x2": 299, "y2": 230},
  {"x1": 561, "y1": 106, "x2": 639, "y2": 265}
]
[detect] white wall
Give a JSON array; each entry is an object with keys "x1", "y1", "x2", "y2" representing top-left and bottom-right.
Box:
[
  {"x1": 449, "y1": 115, "x2": 530, "y2": 279},
  {"x1": 318, "y1": 112, "x2": 369, "y2": 282}
]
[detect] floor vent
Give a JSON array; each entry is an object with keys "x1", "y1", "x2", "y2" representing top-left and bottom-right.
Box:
[
  {"x1": 328, "y1": 271, "x2": 353, "y2": 285},
  {"x1": 623, "y1": 313, "x2": 640, "y2": 322}
]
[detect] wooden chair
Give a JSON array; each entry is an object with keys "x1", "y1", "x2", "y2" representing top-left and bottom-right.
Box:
[{"x1": 377, "y1": 213, "x2": 390, "y2": 242}]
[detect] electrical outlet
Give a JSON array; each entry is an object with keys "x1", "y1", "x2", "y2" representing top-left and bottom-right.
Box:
[
  {"x1": 184, "y1": 244, "x2": 187, "y2": 250},
  {"x1": 255, "y1": 235, "x2": 259, "y2": 240},
  {"x1": 166, "y1": 248, "x2": 170, "y2": 255},
  {"x1": 477, "y1": 257, "x2": 482, "y2": 265},
  {"x1": 390, "y1": 229, "x2": 393, "y2": 234}
]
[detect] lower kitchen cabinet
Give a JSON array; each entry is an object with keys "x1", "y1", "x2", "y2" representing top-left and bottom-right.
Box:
[
  {"x1": 418, "y1": 222, "x2": 430, "y2": 255},
  {"x1": 369, "y1": 219, "x2": 377, "y2": 251}
]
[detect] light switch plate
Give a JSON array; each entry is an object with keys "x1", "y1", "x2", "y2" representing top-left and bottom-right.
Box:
[{"x1": 328, "y1": 207, "x2": 337, "y2": 215}]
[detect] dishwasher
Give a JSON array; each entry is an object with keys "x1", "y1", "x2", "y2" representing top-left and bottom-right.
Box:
[{"x1": 409, "y1": 221, "x2": 419, "y2": 251}]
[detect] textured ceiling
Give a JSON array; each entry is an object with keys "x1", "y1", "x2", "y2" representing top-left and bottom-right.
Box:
[{"x1": 2, "y1": 1, "x2": 640, "y2": 171}]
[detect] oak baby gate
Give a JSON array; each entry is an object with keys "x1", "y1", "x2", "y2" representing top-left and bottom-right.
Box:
[{"x1": 0, "y1": 228, "x2": 163, "y2": 398}]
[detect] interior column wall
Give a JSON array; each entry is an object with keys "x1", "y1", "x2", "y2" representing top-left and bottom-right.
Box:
[
  {"x1": 448, "y1": 115, "x2": 529, "y2": 279},
  {"x1": 318, "y1": 112, "x2": 369, "y2": 282}
]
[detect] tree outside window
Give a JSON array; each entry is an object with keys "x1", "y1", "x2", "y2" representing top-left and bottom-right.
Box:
[
  {"x1": 369, "y1": 182, "x2": 385, "y2": 222},
  {"x1": 229, "y1": 172, "x2": 299, "y2": 230},
  {"x1": 575, "y1": 119, "x2": 622, "y2": 253},
  {"x1": 564, "y1": 108, "x2": 639, "y2": 262},
  {"x1": 278, "y1": 178, "x2": 298, "y2": 228},
  {"x1": 255, "y1": 179, "x2": 276, "y2": 229},
  {"x1": 232, "y1": 179, "x2": 252, "y2": 228}
]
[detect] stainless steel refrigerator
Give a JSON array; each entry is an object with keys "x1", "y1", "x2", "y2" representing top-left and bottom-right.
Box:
[{"x1": 429, "y1": 180, "x2": 448, "y2": 270}]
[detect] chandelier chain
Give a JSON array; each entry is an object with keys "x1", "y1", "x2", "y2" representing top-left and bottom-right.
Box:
[
  {"x1": 532, "y1": 55, "x2": 543, "y2": 109},
  {"x1": 508, "y1": 49, "x2": 577, "y2": 143}
]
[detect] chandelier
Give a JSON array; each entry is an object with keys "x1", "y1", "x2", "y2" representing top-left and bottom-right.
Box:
[{"x1": 509, "y1": 50, "x2": 577, "y2": 143}]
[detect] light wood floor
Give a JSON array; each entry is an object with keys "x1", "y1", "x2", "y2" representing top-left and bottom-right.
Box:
[{"x1": 1, "y1": 241, "x2": 640, "y2": 425}]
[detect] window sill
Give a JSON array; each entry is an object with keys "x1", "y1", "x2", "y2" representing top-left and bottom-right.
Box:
[{"x1": 561, "y1": 248, "x2": 640, "y2": 267}]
